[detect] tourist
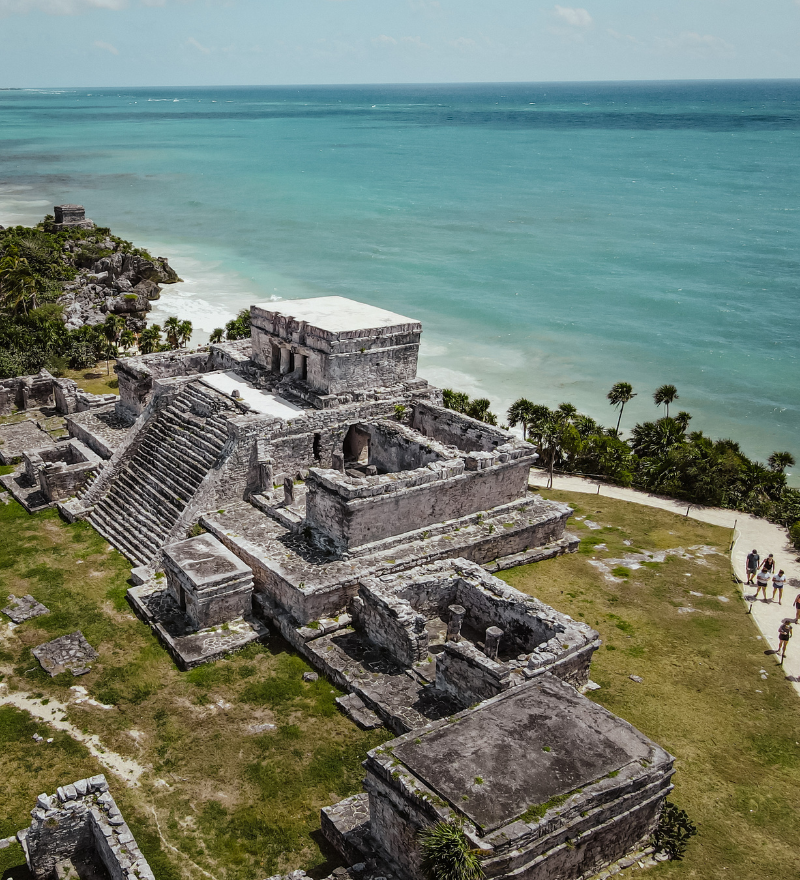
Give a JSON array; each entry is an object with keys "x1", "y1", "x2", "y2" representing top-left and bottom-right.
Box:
[
  {"x1": 794, "y1": 591, "x2": 800, "y2": 624},
  {"x1": 762, "y1": 553, "x2": 776, "y2": 575},
  {"x1": 754, "y1": 565, "x2": 771, "y2": 601},
  {"x1": 771, "y1": 570, "x2": 786, "y2": 605},
  {"x1": 745, "y1": 549, "x2": 760, "y2": 585},
  {"x1": 777, "y1": 621, "x2": 792, "y2": 663}
]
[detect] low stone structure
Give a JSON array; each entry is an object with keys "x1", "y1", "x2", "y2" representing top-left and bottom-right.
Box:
[
  {"x1": 325, "y1": 675, "x2": 674, "y2": 880},
  {"x1": 32, "y1": 632, "x2": 98, "y2": 677},
  {"x1": 53, "y1": 377, "x2": 117, "y2": 416},
  {"x1": 0, "y1": 369, "x2": 56, "y2": 412},
  {"x1": 162, "y1": 533, "x2": 255, "y2": 630},
  {"x1": 24, "y1": 439, "x2": 102, "y2": 503},
  {"x1": 17, "y1": 775, "x2": 154, "y2": 880},
  {"x1": 52, "y1": 204, "x2": 95, "y2": 230},
  {"x1": 2, "y1": 594, "x2": 49, "y2": 623}
]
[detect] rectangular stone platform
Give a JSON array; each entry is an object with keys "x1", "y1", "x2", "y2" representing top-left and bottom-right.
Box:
[
  {"x1": 64, "y1": 404, "x2": 129, "y2": 460},
  {"x1": 127, "y1": 583, "x2": 269, "y2": 670},
  {"x1": 353, "y1": 675, "x2": 674, "y2": 880},
  {"x1": 0, "y1": 420, "x2": 56, "y2": 465}
]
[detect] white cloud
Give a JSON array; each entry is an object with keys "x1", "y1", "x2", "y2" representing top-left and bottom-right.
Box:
[
  {"x1": 187, "y1": 36, "x2": 211, "y2": 53},
  {"x1": 553, "y1": 5, "x2": 592, "y2": 28},
  {"x1": 93, "y1": 39, "x2": 119, "y2": 53},
  {"x1": 372, "y1": 34, "x2": 397, "y2": 45},
  {"x1": 0, "y1": 0, "x2": 125, "y2": 12},
  {"x1": 401, "y1": 35, "x2": 431, "y2": 49}
]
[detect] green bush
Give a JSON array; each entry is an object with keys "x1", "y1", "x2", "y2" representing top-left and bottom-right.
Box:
[
  {"x1": 651, "y1": 800, "x2": 697, "y2": 861},
  {"x1": 790, "y1": 521, "x2": 800, "y2": 552}
]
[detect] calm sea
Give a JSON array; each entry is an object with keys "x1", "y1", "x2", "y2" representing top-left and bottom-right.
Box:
[{"x1": 1, "y1": 81, "x2": 798, "y2": 474}]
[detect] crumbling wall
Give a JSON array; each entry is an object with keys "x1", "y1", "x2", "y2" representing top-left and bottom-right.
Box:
[
  {"x1": 411, "y1": 401, "x2": 516, "y2": 453},
  {"x1": 351, "y1": 584, "x2": 429, "y2": 666},
  {"x1": 23, "y1": 439, "x2": 102, "y2": 503},
  {"x1": 18, "y1": 775, "x2": 154, "y2": 880},
  {"x1": 435, "y1": 639, "x2": 515, "y2": 705}
]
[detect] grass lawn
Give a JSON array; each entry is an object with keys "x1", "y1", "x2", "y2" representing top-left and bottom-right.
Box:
[
  {"x1": 0, "y1": 499, "x2": 383, "y2": 880},
  {"x1": 62, "y1": 364, "x2": 119, "y2": 396},
  {"x1": 499, "y1": 489, "x2": 800, "y2": 880}
]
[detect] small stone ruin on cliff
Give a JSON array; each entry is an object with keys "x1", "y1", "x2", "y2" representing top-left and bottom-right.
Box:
[{"x1": 3, "y1": 295, "x2": 676, "y2": 880}]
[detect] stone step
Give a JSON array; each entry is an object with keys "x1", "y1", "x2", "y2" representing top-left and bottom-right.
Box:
[{"x1": 335, "y1": 694, "x2": 383, "y2": 730}]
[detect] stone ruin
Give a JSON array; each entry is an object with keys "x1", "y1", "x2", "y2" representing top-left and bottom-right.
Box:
[
  {"x1": 17, "y1": 775, "x2": 154, "y2": 880},
  {"x1": 3, "y1": 294, "x2": 677, "y2": 879},
  {"x1": 52, "y1": 204, "x2": 95, "y2": 231}
]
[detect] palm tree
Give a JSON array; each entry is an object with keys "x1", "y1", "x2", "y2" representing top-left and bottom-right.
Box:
[
  {"x1": 466, "y1": 398, "x2": 498, "y2": 426},
  {"x1": 507, "y1": 397, "x2": 537, "y2": 440},
  {"x1": 442, "y1": 389, "x2": 470, "y2": 413},
  {"x1": 674, "y1": 411, "x2": 692, "y2": 431},
  {"x1": 607, "y1": 382, "x2": 636, "y2": 435},
  {"x1": 210, "y1": 328, "x2": 224, "y2": 344},
  {"x1": 102, "y1": 314, "x2": 126, "y2": 373},
  {"x1": 653, "y1": 384, "x2": 679, "y2": 418},
  {"x1": 119, "y1": 328, "x2": 136, "y2": 353},
  {"x1": 178, "y1": 319, "x2": 193, "y2": 348},
  {"x1": 139, "y1": 324, "x2": 162, "y2": 355},
  {"x1": 556, "y1": 402, "x2": 578, "y2": 422},
  {"x1": 164, "y1": 316, "x2": 181, "y2": 349},
  {"x1": 0, "y1": 251, "x2": 41, "y2": 315},
  {"x1": 768, "y1": 451, "x2": 795, "y2": 473}
]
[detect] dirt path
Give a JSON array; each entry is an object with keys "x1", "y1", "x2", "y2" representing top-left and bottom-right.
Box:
[
  {"x1": 0, "y1": 680, "x2": 146, "y2": 784},
  {"x1": 529, "y1": 471, "x2": 800, "y2": 696}
]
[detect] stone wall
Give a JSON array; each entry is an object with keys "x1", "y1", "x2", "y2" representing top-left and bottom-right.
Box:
[
  {"x1": 350, "y1": 585, "x2": 429, "y2": 667},
  {"x1": 411, "y1": 401, "x2": 518, "y2": 454},
  {"x1": 1, "y1": 370, "x2": 55, "y2": 411},
  {"x1": 305, "y1": 455, "x2": 532, "y2": 553},
  {"x1": 18, "y1": 775, "x2": 154, "y2": 880},
  {"x1": 23, "y1": 439, "x2": 102, "y2": 503},
  {"x1": 115, "y1": 348, "x2": 212, "y2": 421},
  {"x1": 434, "y1": 639, "x2": 516, "y2": 704}
]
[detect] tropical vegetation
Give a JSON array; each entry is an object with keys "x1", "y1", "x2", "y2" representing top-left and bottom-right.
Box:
[
  {"x1": 442, "y1": 383, "x2": 799, "y2": 530},
  {"x1": 0, "y1": 219, "x2": 197, "y2": 379}
]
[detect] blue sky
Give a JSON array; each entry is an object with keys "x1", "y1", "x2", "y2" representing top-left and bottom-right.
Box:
[{"x1": 1, "y1": 0, "x2": 799, "y2": 87}]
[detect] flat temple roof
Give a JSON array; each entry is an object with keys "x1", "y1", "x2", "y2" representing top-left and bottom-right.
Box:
[{"x1": 251, "y1": 296, "x2": 420, "y2": 334}]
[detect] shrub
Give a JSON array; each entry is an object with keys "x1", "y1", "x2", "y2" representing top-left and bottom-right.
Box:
[
  {"x1": 418, "y1": 820, "x2": 484, "y2": 880},
  {"x1": 790, "y1": 520, "x2": 800, "y2": 552},
  {"x1": 651, "y1": 800, "x2": 697, "y2": 861}
]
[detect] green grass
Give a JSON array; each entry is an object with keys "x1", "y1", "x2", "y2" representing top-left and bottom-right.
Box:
[
  {"x1": 0, "y1": 499, "x2": 385, "y2": 880},
  {"x1": 500, "y1": 489, "x2": 800, "y2": 880}
]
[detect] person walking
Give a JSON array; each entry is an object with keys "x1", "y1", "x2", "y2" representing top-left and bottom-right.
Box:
[
  {"x1": 762, "y1": 553, "x2": 776, "y2": 575},
  {"x1": 771, "y1": 570, "x2": 786, "y2": 605},
  {"x1": 745, "y1": 549, "x2": 760, "y2": 585},
  {"x1": 755, "y1": 564, "x2": 771, "y2": 601},
  {"x1": 777, "y1": 621, "x2": 792, "y2": 663},
  {"x1": 794, "y1": 590, "x2": 800, "y2": 624}
]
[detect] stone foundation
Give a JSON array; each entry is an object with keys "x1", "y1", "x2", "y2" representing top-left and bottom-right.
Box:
[{"x1": 17, "y1": 775, "x2": 154, "y2": 880}]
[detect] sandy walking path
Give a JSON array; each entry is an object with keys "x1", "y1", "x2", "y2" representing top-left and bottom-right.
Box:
[
  {"x1": 529, "y1": 470, "x2": 800, "y2": 696},
  {"x1": 0, "y1": 680, "x2": 146, "y2": 784}
]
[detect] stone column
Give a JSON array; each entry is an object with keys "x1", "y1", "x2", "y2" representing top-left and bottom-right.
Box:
[
  {"x1": 446, "y1": 605, "x2": 466, "y2": 642},
  {"x1": 484, "y1": 626, "x2": 503, "y2": 660},
  {"x1": 280, "y1": 346, "x2": 292, "y2": 375},
  {"x1": 283, "y1": 476, "x2": 295, "y2": 507},
  {"x1": 331, "y1": 451, "x2": 345, "y2": 473},
  {"x1": 259, "y1": 459, "x2": 274, "y2": 494}
]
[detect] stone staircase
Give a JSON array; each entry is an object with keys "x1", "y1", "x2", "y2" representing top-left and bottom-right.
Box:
[{"x1": 86, "y1": 381, "x2": 236, "y2": 567}]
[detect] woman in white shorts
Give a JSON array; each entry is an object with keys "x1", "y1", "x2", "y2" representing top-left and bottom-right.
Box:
[{"x1": 771, "y1": 570, "x2": 786, "y2": 605}]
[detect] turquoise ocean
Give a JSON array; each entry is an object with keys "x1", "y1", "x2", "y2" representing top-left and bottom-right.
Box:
[{"x1": 1, "y1": 81, "x2": 798, "y2": 475}]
